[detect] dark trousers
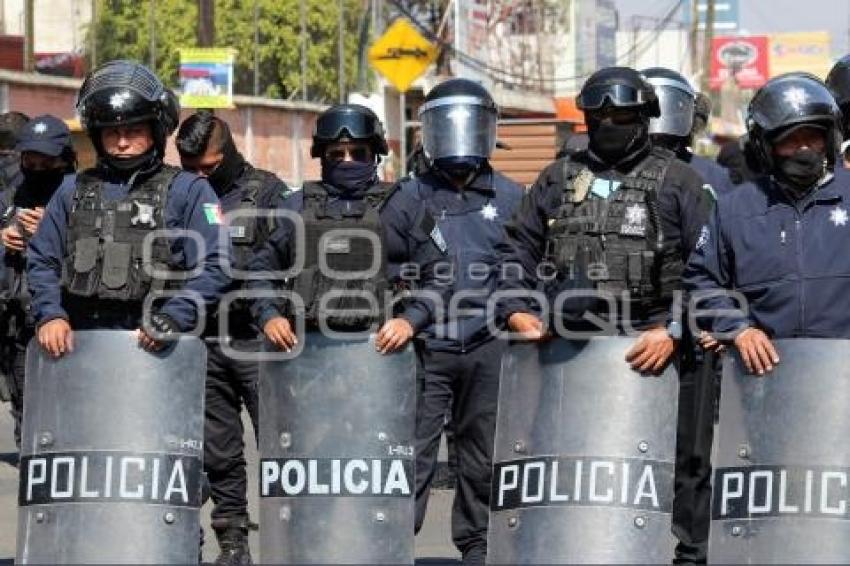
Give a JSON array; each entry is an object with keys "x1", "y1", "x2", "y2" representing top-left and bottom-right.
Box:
[
  {"x1": 414, "y1": 338, "x2": 503, "y2": 563},
  {"x1": 673, "y1": 344, "x2": 718, "y2": 564},
  {"x1": 204, "y1": 339, "x2": 260, "y2": 521},
  {"x1": 2, "y1": 328, "x2": 32, "y2": 449}
]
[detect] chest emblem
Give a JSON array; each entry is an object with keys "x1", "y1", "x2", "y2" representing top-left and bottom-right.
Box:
[
  {"x1": 131, "y1": 200, "x2": 157, "y2": 228},
  {"x1": 480, "y1": 203, "x2": 499, "y2": 221},
  {"x1": 621, "y1": 204, "x2": 647, "y2": 236},
  {"x1": 830, "y1": 206, "x2": 848, "y2": 227}
]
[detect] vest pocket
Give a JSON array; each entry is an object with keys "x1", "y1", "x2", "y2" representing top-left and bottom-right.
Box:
[
  {"x1": 67, "y1": 237, "x2": 100, "y2": 297},
  {"x1": 101, "y1": 242, "x2": 132, "y2": 290}
]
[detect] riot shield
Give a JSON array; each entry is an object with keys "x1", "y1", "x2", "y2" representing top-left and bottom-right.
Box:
[
  {"x1": 487, "y1": 337, "x2": 679, "y2": 564},
  {"x1": 259, "y1": 332, "x2": 416, "y2": 564},
  {"x1": 17, "y1": 330, "x2": 206, "y2": 564},
  {"x1": 709, "y1": 339, "x2": 850, "y2": 564}
]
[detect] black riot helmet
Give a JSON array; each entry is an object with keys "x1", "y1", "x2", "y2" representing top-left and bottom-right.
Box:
[
  {"x1": 419, "y1": 78, "x2": 498, "y2": 177},
  {"x1": 826, "y1": 54, "x2": 850, "y2": 136},
  {"x1": 77, "y1": 60, "x2": 180, "y2": 161},
  {"x1": 747, "y1": 72, "x2": 842, "y2": 171},
  {"x1": 641, "y1": 67, "x2": 696, "y2": 139},
  {"x1": 311, "y1": 104, "x2": 388, "y2": 159},
  {"x1": 578, "y1": 67, "x2": 659, "y2": 163},
  {"x1": 577, "y1": 67, "x2": 660, "y2": 117}
]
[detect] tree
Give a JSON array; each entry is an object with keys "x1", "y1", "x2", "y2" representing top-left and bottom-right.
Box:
[{"x1": 88, "y1": 0, "x2": 370, "y2": 102}]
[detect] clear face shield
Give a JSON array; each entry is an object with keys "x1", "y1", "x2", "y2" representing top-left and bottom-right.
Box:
[
  {"x1": 647, "y1": 79, "x2": 696, "y2": 137},
  {"x1": 419, "y1": 95, "x2": 498, "y2": 161}
]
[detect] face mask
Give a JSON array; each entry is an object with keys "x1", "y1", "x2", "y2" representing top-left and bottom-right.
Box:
[
  {"x1": 775, "y1": 148, "x2": 826, "y2": 193},
  {"x1": 20, "y1": 168, "x2": 66, "y2": 204},
  {"x1": 103, "y1": 149, "x2": 157, "y2": 174},
  {"x1": 588, "y1": 120, "x2": 646, "y2": 163},
  {"x1": 206, "y1": 139, "x2": 245, "y2": 194},
  {"x1": 321, "y1": 160, "x2": 377, "y2": 195},
  {"x1": 433, "y1": 156, "x2": 484, "y2": 183}
]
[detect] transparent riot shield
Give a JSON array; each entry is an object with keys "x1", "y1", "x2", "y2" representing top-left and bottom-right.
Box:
[
  {"x1": 709, "y1": 339, "x2": 850, "y2": 564},
  {"x1": 17, "y1": 330, "x2": 206, "y2": 564},
  {"x1": 259, "y1": 332, "x2": 416, "y2": 564},
  {"x1": 488, "y1": 337, "x2": 679, "y2": 564}
]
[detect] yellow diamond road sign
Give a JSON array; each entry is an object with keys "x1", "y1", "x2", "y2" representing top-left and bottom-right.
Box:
[{"x1": 368, "y1": 18, "x2": 438, "y2": 93}]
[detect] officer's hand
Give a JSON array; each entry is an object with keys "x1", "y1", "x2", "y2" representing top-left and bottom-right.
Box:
[
  {"x1": 38, "y1": 318, "x2": 74, "y2": 358},
  {"x1": 507, "y1": 312, "x2": 546, "y2": 341},
  {"x1": 376, "y1": 318, "x2": 414, "y2": 354},
  {"x1": 625, "y1": 327, "x2": 676, "y2": 374},
  {"x1": 0, "y1": 225, "x2": 25, "y2": 252},
  {"x1": 734, "y1": 327, "x2": 779, "y2": 376},
  {"x1": 698, "y1": 331, "x2": 726, "y2": 353},
  {"x1": 17, "y1": 207, "x2": 43, "y2": 236},
  {"x1": 264, "y1": 317, "x2": 298, "y2": 352},
  {"x1": 136, "y1": 313, "x2": 179, "y2": 353}
]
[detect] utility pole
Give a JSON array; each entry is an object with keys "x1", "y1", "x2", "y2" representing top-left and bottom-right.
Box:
[
  {"x1": 253, "y1": 0, "x2": 260, "y2": 96},
  {"x1": 301, "y1": 0, "x2": 308, "y2": 101},
  {"x1": 689, "y1": 0, "x2": 700, "y2": 79},
  {"x1": 198, "y1": 0, "x2": 215, "y2": 46},
  {"x1": 700, "y1": 0, "x2": 715, "y2": 94},
  {"x1": 149, "y1": 0, "x2": 156, "y2": 70},
  {"x1": 24, "y1": 0, "x2": 34, "y2": 72},
  {"x1": 90, "y1": 0, "x2": 97, "y2": 69},
  {"x1": 338, "y1": 0, "x2": 346, "y2": 103}
]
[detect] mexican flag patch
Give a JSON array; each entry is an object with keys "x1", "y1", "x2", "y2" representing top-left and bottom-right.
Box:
[{"x1": 203, "y1": 203, "x2": 224, "y2": 225}]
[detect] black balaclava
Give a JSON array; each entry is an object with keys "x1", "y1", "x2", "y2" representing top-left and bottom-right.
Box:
[
  {"x1": 17, "y1": 168, "x2": 67, "y2": 207},
  {"x1": 587, "y1": 113, "x2": 650, "y2": 165},
  {"x1": 321, "y1": 159, "x2": 378, "y2": 198},
  {"x1": 774, "y1": 147, "x2": 827, "y2": 195},
  {"x1": 206, "y1": 135, "x2": 246, "y2": 195}
]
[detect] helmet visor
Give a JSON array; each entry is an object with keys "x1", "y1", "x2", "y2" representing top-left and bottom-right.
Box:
[
  {"x1": 420, "y1": 97, "x2": 497, "y2": 161},
  {"x1": 649, "y1": 86, "x2": 696, "y2": 137}
]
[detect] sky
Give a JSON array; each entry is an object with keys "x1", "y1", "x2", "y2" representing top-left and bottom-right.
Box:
[{"x1": 613, "y1": 0, "x2": 850, "y2": 58}]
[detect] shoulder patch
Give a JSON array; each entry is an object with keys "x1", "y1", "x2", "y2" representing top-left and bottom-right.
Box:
[{"x1": 203, "y1": 202, "x2": 225, "y2": 225}]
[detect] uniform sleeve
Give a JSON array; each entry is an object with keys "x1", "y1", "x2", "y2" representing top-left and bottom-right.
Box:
[
  {"x1": 648, "y1": 164, "x2": 713, "y2": 326},
  {"x1": 26, "y1": 178, "x2": 76, "y2": 325},
  {"x1": 159, "y1": 176, "x2": 232, "y2": 331},
  {"x1": 246, "y1": 191, "x2": 301, "y2": 329},
  {"x1": 379, "y1": 184, "x2": 448, "y2": 332},
  {"x1": 496, "y1": 165, "x2": 558, "y2": 321},
  {"x1": 682, "y1": 203, "x2": 750, "y2": 337}
]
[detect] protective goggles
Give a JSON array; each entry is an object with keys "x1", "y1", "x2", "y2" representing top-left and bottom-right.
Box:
[
  {"x1": 314, "y1": 112, "x2": 381, "y2": 141},
  {"x1": 577, "y1": 84, "x2": 651, "y2": 110}
]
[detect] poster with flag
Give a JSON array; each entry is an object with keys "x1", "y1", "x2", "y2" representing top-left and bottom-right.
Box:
[{"x1": 178, "y1": 48, "x2": 236, "y2": 108}]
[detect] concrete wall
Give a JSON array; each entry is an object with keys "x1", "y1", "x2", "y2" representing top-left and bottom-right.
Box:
[{"x1": 0, "y1": 69, "x2": 326, "y2": 186}]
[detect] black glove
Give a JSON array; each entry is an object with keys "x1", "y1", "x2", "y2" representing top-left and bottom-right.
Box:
[{"x1": 146, "y1": 312, "x2": 180, "y2": 340}]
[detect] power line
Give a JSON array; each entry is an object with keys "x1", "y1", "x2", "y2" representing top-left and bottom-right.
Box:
[{"x1": 387, "y1": 0, "x2": 684, "y2": 89}]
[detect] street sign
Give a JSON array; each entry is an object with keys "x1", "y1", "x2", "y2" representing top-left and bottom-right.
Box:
[{"x1": 368, "y1": 18, "x2": 438, "y2": 93}]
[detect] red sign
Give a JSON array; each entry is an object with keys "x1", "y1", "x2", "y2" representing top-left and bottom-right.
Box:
[{"x1": 709, "y1": 36, "x2": 769, "y2": 90}]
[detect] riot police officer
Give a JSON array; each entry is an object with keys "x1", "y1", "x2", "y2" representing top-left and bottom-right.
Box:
[
  {"x1": 643, "y1": 67, "x2": 733, "y2": 197},
  {"x1": 827, "y1": 55, "x2": 850, "y2": 138},
  {"x1": 249, "y1": 103, "x2": 444, "y2": 349},
  {"x1": 376, "y1": 78, "x2": 524, "y2": 565},
  {"x1": 499, "y1": 65, "x2": 710, "y2": 369},
  {"x1": 0, "y1": 112, "x2": 29, "y2": 194},
  {"x1": 640, "y1": 67, "x2": 723, "y2": 563},
  {"x1": 685, "y1": 73, "x2": 850, "y2": 369},
  {"x1": 176, "y1": 111, "x2": 286, "y2": 565},
  {"x1": 0, "y1": 115, "x2": 76, "y2": 448},
  {"x1": 27, "y1": 60, "x2": 231, "y2": 354}
]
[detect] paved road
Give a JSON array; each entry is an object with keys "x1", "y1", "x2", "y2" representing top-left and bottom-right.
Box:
[{"x1": 0, "y1": 407, "x2": 460, "y2": 563}]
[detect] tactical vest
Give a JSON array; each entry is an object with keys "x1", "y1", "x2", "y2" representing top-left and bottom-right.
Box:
[
  {"x1": 61, "y1": 166, "x2": 179, "y2": 303},
  {"x1": 292, "y1": 181, "x2": 392, "y2": 330},
  {"x1": 226, "y1": 167, "x2": 274, "y2": 273},
  {"x1": 545, "y1": 148, "x2": 673, "y2": 303}
]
